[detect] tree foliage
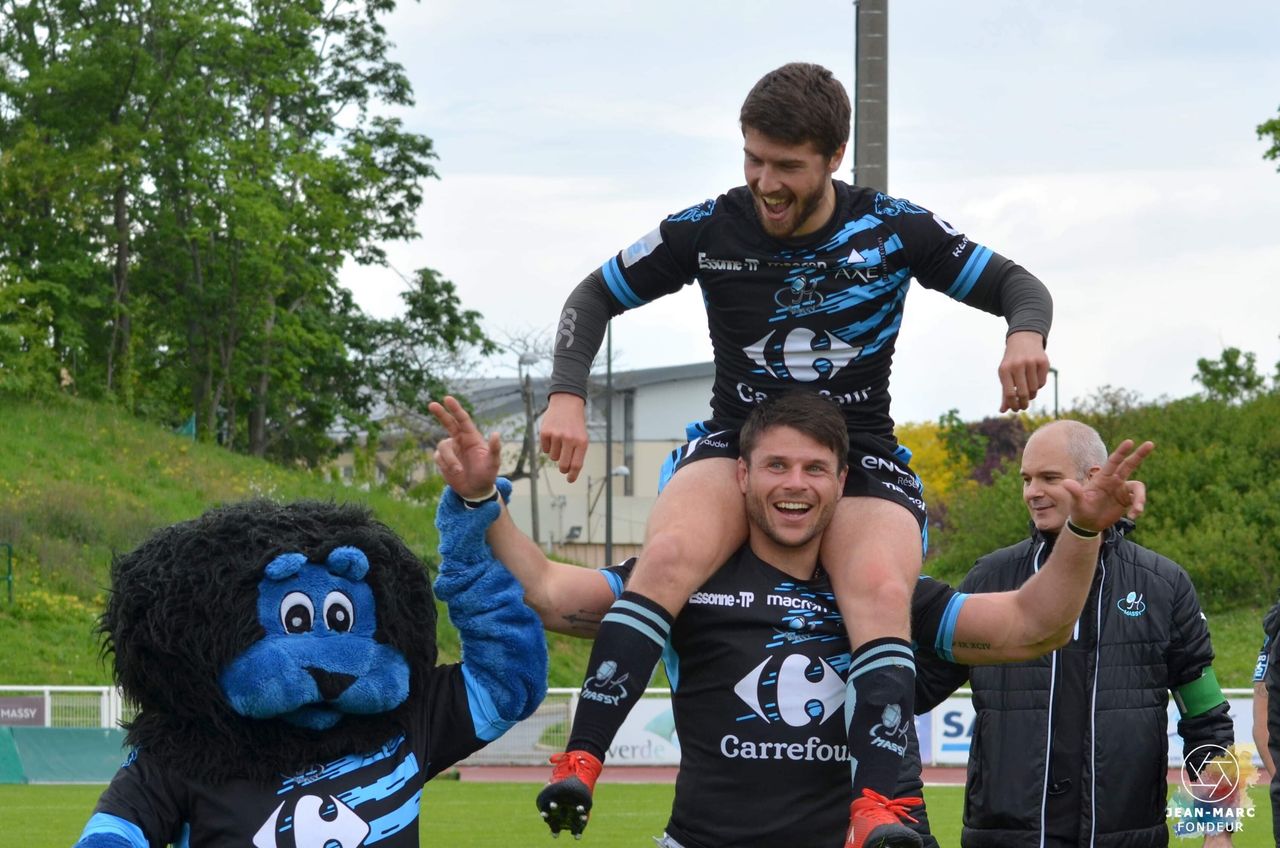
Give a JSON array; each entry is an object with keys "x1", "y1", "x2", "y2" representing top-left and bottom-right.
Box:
[
  {"x1": 1194, "y1": 346, "x2": 1265, "y2": 404},
  {"x1": 1260, "y1": 105, "x2": 1280, "y2": 170},
  {"x1": 0, "y1": 0, "x2": 489, "y2": 465}
]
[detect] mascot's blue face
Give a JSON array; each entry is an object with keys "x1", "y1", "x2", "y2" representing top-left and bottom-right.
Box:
[{"x1": 219, "y1": 546, "x2": 410, "y2": 730}]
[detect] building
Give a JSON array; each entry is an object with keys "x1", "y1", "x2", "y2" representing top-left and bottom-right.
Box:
[
  {"x1": 482, "y1": 362, "x2": 714, "y2": 568},
  {"x1": 326, "y1": 361, "x2": 714, "y2": 568}
]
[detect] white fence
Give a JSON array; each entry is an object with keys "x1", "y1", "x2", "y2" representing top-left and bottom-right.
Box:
[
  {"x1": 0, "y1": 686, "x2": 128, "y2": 729},
  {"x1": 2, "y1": 685, "x2": 1258, "y2": 768}
]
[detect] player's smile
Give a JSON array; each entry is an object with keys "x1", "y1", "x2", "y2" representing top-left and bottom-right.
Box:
[{"x1": 742, "y1": 127, "x2": 843, "y2": 239}]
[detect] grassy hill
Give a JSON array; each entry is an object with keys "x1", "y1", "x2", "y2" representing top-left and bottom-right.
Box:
[
  {"x1": 0, "y1": 396, "x2": 595, "y2": 687},
  {"x1": 0, "y1": 396, "x2": 1264, "y2": 690}
]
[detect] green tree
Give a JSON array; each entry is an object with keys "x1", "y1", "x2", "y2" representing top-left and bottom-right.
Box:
[
  {"x1": 1260, "y1": 105, "x2": 1280, "y2": 170},
  {"x1": 1193, "y1": 346, "x2": 1265, "y2": 404},
  {"x1": 937, "y1": 408, "x2": 987, "y2": 470},
  {"x1": 0, "y1": 0, "x2": 470, "y2": 466}
]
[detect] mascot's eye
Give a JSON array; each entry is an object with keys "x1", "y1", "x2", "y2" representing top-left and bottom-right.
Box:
[
  {"x1": 324, "y1": 591, "x2": 355, "y2": 633},
  {"x1": 280, "y1": 591, "x2": 315, "y2": 633}
]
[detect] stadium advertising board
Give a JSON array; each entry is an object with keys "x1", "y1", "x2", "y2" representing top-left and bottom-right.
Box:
[{"x1": 0, "y1": 696, "x2": 44, "y2": 726}]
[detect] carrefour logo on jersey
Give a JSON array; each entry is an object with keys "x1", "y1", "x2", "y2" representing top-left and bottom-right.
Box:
[
  {"x1": 744, "y1": 328, "x2": 861, "y2": 383},
  {"x1": 733, "y1": 653, "x2": 845, "y2": 727}
]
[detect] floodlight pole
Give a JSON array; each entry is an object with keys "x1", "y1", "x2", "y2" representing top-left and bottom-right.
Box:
[{"x1": 853, "y1": 0, "x2": 889, "y2": 193}]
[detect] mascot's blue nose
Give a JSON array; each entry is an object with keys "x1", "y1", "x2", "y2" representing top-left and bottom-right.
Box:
[{"x1": 306, "y1": 667, "x2": 357, "y2": 701}]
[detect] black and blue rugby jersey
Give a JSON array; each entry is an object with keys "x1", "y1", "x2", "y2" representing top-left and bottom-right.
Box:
[
  {"x1": 78, "y1": 664, "x2": 499, "y2": 848},
  {"x1": 604, "y1": 548, "x2": 966, "y2": 848},
  {"x1": 588, "y1": 182, "x2": 1046, "y2": 440}
]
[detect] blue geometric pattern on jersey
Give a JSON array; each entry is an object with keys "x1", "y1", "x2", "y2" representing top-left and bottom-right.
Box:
[
  {"x1": 945, "y1": 245, "x2": 994, "y2": 301},
  {"x1": 278, "y1": 735, "x2": 407, "y2": 795},
  {"x1": 763, "y1": 582, "x2": 844, "y2": 650},
  {"x1": 667, "y1": 198, "x2": 716, "y2": 222},
  {"x1": 338, "y1": 750, "x2": 421, "y2": 806},
  {"x1": 246, "y1": 735, "x2": 426, "y2": 847},
  {"x1": 366, "y1": 789, "x2": 423, "y2": 843},
  {"x1": 811, "y1": 214, "x2": 885, "y2": 254},
  {"x1": 602, "y1": 256, "x2": 645, "y2": 309}
]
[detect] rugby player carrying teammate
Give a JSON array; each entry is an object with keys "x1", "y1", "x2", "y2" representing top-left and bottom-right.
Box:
[
  {"x1": 429, "y1": 395, "x2": 1151, "y2": 848},
  {"x1": 537, "y1": 63, "x2": 1052, "y2": 847}
]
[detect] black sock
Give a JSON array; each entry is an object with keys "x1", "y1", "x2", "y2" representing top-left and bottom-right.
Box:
[
  {"x1": 566, "y1": 591, "x2": 674, "y2": 762},
  {"x1": 844, "y1": 637, "x2": 916, "y2": 797}
]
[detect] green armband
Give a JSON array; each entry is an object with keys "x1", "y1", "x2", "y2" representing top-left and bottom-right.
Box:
[{"x1": 1172, "y1": 667, "x2": 1226, "y2": 717}]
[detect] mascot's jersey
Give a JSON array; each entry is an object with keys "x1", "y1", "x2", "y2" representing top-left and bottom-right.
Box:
[
  {"x1": 85, "y1": 664, "x2": 487, "y2": 848},
  {"x1": 604, "y1": 547, "x2": 967, "y2": 848},
  {"x1": 602, "y1": 182, "x2": 1008, "y2": 437}
]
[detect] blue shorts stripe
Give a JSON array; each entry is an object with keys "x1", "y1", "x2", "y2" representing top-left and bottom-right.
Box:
[
  {"x1": 602, "y1": 257, "x2": 644, "y2": 309},
  {"x1": 602, "y1": 570, "x2": 625, "y2": 599},
  {"x1": 601, "y1": 611, "x2": 667, "y2": 648}
]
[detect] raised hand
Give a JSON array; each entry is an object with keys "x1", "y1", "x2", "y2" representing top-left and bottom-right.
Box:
[
  {"x1": 1061, "y1": 439, "x2": 1156, "y2": 532},
  {"x1": 428, "y1": 396, "x2": 502, "y2": 499}
]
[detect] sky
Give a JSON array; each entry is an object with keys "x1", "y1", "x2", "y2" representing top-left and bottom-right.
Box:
[{"x1": 341, "y1": 0, "x2": 1280, "y2": 426}]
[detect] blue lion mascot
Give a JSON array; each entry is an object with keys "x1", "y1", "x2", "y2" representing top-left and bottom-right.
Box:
[{"x1": 74, "y1": 486, "x2": 544, "y2": 847}]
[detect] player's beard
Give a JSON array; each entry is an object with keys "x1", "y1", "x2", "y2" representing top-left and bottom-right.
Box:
[
  {"x1": 744, "y1": 489, "x2": 834, "y2": 551},
  {"x1": 753, "y1": 181, "x2": 828, "y2": 239}
]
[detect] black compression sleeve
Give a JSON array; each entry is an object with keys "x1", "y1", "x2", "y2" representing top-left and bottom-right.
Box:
[
  {"x1": 547, "y1": 269, "x2": 622, "y2": 399},
  {"x1": 962, "y1": 253, "x2": 1053, "y2": 343}
]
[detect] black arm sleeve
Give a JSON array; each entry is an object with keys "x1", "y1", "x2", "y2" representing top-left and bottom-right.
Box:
[
  {"x1": 547, "y1": 269, "x2": 623, "y2": 399},
  {"x1": 961, "y1": 254, "x2": 1053, "y2": 343},
  {"x1": 1179, "y1": 701, "x2": 1235, "y2": 777}
]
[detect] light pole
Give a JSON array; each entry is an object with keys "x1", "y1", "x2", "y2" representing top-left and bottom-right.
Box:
[
  {"x1": 587, "y1": 465, "x2": 630, "y2": 564},
  {"x1": 1049, "y1": 367, "x2": 1060, "y2": 419},
  {"x1": 518, "y1": 351, "x2": 541, "y2": 545},
  {"x1": 604, "y1": 324, "x2": 615, "y2": 565}
]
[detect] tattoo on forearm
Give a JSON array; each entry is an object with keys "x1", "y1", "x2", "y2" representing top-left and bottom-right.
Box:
[
  {"x1": 953, "y1": 641, "x2": 991, "y2": 651},
  {"x1": 561, "y1": 609, "x2": 604, "y2": 635}
]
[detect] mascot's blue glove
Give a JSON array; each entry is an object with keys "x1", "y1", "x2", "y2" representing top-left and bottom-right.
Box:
[{"x1": 435, "y1": 478, "x2": 547, "y2": 735}]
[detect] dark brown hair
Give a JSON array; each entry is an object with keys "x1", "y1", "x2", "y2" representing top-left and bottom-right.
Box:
[
  {"x1": 739, "y1": 62, "x2": 851, "y2": 158},
  {"x1": 740, "y1": 392, "x2": 849, "y2": 472}
]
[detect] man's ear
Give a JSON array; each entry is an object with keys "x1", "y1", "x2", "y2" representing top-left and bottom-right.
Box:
[
  {"x1": 827, "y1": 143, "x2": 847, "y2": 174},
  {"x1": 737, "y1": 457, "x2": 750, "y2": 494},
  {"x1": 1084, "y1": 465, "x2": 1102, "y2": 482}
]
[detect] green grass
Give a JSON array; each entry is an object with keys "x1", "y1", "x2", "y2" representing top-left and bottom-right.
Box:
[{"x1": 1, "y1": 782, "x2": 1273, "y2": 847}]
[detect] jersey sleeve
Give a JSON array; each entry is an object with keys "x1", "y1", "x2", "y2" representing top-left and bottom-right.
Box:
[
  {"x1": 911, "y1": 575, "x2": 973, "y2": 714},
  {"x1": 876, "y1": 194, "x2": 1050, "y2": 338},
  {"x1": 409, "y1": 663, "x2": 492, "y2": 779},
  {"x1": 76, "y1": 749, "x2": 186, "y2": 848},
  {"x1": 910, "y1": 575, "x2": 969, "y2": 664},
  {"x1": 597, "y1": 199, "x2": 715, "y2": 310},
  {"x1": 601, "y1": 558, "x2": 636, "y2": 599}
]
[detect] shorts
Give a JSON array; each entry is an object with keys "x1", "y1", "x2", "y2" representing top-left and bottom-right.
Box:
[{"x1": 660, "y1": 421, "x2": 929, "y2": 541}]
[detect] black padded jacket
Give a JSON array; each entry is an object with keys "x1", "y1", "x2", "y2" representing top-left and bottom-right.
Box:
[{"x1": 916, "y1": 522, "x2": 1233, "y2": 848}]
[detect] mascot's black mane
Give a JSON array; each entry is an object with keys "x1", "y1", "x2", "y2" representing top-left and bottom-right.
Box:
[{"x1": 100, "y1": 500, "x2": 438, "y2": 785}]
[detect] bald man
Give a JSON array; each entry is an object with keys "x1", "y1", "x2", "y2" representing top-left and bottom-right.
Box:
[{"x1": 916, "y1": 420, "x2": 1235, "y2": 847}]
